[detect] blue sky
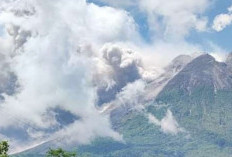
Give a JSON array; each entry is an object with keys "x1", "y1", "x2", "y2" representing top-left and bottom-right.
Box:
[
  {"x1": 187, "y1": 0, "x2": 232, "y2": 52},
  {"x1": 88, "y1": 0, "x2": 232, "y2": 53}
]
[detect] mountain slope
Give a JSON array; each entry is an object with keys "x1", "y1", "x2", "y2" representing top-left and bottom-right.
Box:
[
  {"x1": 156, "y1": 54, "x2": 232, "y2": 148},
  {"x1": 145, "y1": 55, "x2": 193, "y2": 101}
]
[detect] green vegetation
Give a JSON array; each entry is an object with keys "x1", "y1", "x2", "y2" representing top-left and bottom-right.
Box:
[
  {"x1": 46, "y1": 148, "x2": 76, "y2": 157},
  {"x1": 0, "y1": 141, "x2": 9, "y2": 157}
]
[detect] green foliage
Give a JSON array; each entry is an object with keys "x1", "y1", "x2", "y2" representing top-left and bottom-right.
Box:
[
  {"x1": 46, "y1": 148, "x2": 76, "y2": 157},
  {"x1": 0, "y1": 141, "x2": 9, "y2": 157}
]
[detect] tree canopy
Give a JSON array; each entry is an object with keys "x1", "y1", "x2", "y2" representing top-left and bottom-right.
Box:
[
  {"x1": 46, "y1": 148, "x2": 76, "y2": 157},
  {"x1": 0, "y1": 141, "x2": 9, "y2": 157}
]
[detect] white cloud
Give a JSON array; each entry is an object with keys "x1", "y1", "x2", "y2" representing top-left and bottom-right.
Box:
[
  {"x1": 94, "y1": 44, "x2": 144, "y2": 105},
  {"x1": 148, "y1": 109, "x2": 184, "y2": 135},
  {"x1": 88, "y1": 0, "x2": 221, "y2": 71},
  {"x1": 115, "y1": 80, "x2": 146, "y2": 106},
  {"x1": 0, "y1": 0, "x2": 141, "y2": 149},
  {"x1": 93, "y1": 0, "x2": 211, "y2": 39},
  {"x1": 0, "y1": 0, "x2": 140, "y2": 46},
  {"x1": 139, "y1": 0, "x2": 210, "y2": 39},
  {"x1": 53, "y1": 113, "x2": 123, "y2": 145},
  {"x1": 212, "y1": 13, "x2": 232, "y2": 32},
  {"x1": 212, "y1": 5, "x2": 232, "y2": 32},
  {"x1": 93, "y1": 0, "x2": 137, "y2": 8},
  {"x1": 89, "y1": 0, "x2": 223, "y2": 69},
  {"x1": 228, "y1": 5, "x2": 232, "y2": 13},
  {"x1": 210, "y1": 53, "x2": 226, "y2": 62}
]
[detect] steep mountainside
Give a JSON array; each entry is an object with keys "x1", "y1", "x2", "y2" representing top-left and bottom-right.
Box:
[
  {"x1": 156, "y1": 54, "x2": 232, "y2": 150},
  {"x1": 145, "y1": 55, "x2": 193, "y2": 101}
]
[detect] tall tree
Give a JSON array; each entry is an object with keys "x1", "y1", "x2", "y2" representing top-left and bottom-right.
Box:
[{"x1": 0, "y1": 141, "x2": 9, "y2": 157}]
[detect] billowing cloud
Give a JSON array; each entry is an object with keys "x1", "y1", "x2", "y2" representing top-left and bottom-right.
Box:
[
  {"x1": 0, "y1": 0, "x2": 141, "y2": 151},
  {"x1": 148, "y1": 109, "x2": 184, "y2": 135},
  {"x1": 93, "y1": 0, "x2": 211, "y2": 39},
  {"x1": 212, "y1": 7, "x2": 232, "y2": 32},
  {"x1": 89, "y1": 0, "x2": 223, "y2": 71},
  {"x1": 102, "y1": 79, "x2": 146, "y2": 113},
  {"x1": 53, "y1": 113, "x2": 123, "y2": 145},
  {"x1": 94, "y1": 44, "x2": 144, "y2": 105},
  {"x1": 139, "y1": 0, "x2": 210, "y2": 39}
]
